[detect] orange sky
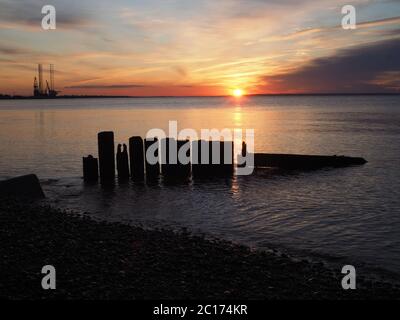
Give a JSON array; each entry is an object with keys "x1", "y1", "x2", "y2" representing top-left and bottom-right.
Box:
[{"x1": 0, "y1": 0, "x2": 399, "y2": 96}]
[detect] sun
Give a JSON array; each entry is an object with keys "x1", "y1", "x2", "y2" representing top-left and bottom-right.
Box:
[{"x1": 233, "y1": 89, "x2": 244, "y2": 97}]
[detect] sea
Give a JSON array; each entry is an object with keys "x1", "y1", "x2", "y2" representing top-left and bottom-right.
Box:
[{"x1": 1, "y1": 95, "x2": 399, "y2": 275}]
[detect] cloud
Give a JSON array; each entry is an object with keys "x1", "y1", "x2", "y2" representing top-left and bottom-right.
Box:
[
  {"x1": 174, "y1": 66, "x2": 188, "y2": 78},
  {"x1": 0, "y1": 45, "x2": 29, "y2": 55},
  {"x1": 0, "y1": 58, "x2": 15, "y2": 63},
  {"x1": 65, "y1": 84, "x2": 150, "y2": 89},
  {"x1": 262, "y1": 37, "x2": 400, "y2": 93},
  {"x1": 0, "y1": 0, "x2": 92, "y2": 30},
  {"x1": 247, "y1": 15, "x2": 400, "y2": 45},
  {"x1": 357, "y1": 15, "x2": 400, "y2": 28}
]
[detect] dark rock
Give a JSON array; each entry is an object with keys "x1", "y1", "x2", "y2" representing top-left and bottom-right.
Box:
[{"x1": 0, "y1": 174, "x2": 45, "y2": 199}]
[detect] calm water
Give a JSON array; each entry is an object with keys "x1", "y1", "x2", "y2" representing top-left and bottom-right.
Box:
[{"x1": 1, "y1": 96, "x2": 400, "y2": 274}]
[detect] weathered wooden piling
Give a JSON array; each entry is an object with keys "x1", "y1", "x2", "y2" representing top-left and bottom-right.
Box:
[
  {"x1": 251, "y1": 153, "x2": 367, "y2": 169},
  {"x1": 161, "y1": 138, "x2": 173, "y2": 177},
  {"x1": 239, "y1": 141, "x2": 367, "y2": 170},
  {"x1": 220, "y1": 141, "x2": 234, "y2": 175},
  {"x1": 98, "y1": 131, "x2": 115, "y2": 182},
  {"x1": 145, "y1": 138, "x2": 160, "y2": 179},
  {"x1": 209, "y1": 141, "x2": 234, "y2": 176},
  {"x1": 161, "y1": 138, "x2": 191, "y2": 178},
  {"x1": 237, "y1": 140, "x2": 367, "y2": 170},
  {"x1": 210, "y1": 141, "x2": 220, "y2": 174},
  {"x1": 178, "y1": 139, "x2": 191, "y2": 177},
  {"x1": 83, "y1": 155, "x2": 99, "y2": 182},
  {"x1": 242, "y1": 141, "x2": 247, "y2": 157},
  {"x1": 116, "y1": 144, "x2": 130, "y2": 180},
  {"x1": 237, "y1": 141, "x2": 247, "y2": 168},
  {"x1": 129, "y1": 136, "x2": 145, "y2": 181},
  {"x1": 192, "y1": 140, "x2": 210, "y2": 177},
  {"x1": 192, "y1": 140, "x2": 233, "y2": 177},
  {"x1": 117, "y1": 144, "x2": 122, "y2": 176}
]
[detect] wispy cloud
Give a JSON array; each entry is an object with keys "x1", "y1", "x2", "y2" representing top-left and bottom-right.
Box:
[
  {"x1": 0, "y1": 45, "x2": 31, "y2": 55},
  {"x1": 65, "y1": 84, "x2": 150, "y2": 89},
  {"x1": 246, "y1": 15, "x2": 400, "y2": 45}
]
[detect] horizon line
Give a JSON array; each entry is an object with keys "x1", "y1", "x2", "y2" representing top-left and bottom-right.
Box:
[{"x1": 1, "y1": 92, "x2": 400, "y2": 99}]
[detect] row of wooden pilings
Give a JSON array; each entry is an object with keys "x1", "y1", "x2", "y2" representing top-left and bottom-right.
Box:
[{"x1": 83, "y1": 131, "x2": 236, "y2": 183}]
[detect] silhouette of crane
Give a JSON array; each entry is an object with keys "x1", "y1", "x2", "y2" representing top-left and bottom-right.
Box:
[{"x1": 33, "y1": 64, "x2": 59, "y2": 98}]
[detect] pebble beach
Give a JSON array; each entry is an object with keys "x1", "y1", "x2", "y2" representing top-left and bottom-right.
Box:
[{"x1": 1, "y1": 198, "x2": 400, "y2": 300}]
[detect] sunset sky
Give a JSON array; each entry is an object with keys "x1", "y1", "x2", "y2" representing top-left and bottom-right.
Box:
[{"x1": 0, "y1": 0, "x2": 399, "y2": 96}]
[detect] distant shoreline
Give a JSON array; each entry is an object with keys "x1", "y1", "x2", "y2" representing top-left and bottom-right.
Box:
[{"x1": 1, "y1": 93, "x2": 400, "y2": 100}]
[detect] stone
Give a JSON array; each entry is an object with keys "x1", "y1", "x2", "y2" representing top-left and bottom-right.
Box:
[{"x1": 0, "y1": 174, "x2": 45, "y2": 199}]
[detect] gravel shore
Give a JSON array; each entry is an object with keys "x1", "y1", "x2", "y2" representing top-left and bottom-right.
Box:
[{"x1": 1, "y1": 198, "x2": 399, "y2": 300}]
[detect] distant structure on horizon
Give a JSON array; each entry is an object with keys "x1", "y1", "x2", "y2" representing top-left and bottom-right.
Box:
[{"x1": 33, "y1": 64, "x2": 58, "y2": 98}]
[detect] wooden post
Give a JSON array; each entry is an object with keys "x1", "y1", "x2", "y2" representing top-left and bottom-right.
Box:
[
  {"x1": 98, "y1": 131, "x2": 115, "y2": 182},
  {"x1": 121, "y1": 143, "x2": 130, "y2": 178},
  {"x1": 178, "y1": 139, "x2": 191, "y2": 178},
  {"x1": 145, "y1": 138, "x2": 160, "y2": 180},
  {"x1": 210, "y1": 141, "x2": 220, "y2": 175},
  {"x1": 191, "y1": 140, "x2": 201, "y2": 177},
  {"x1": 83, "y1": 155, "x2": 98, "y2": 182},
  {"x1": 221, "y1": 141, "x2": 234, "y2": 175},
  {"x1": 192, "y1": 140, "x2": 211, "y2": 177},
  {"x1": 161, "y1": 138, "x2": 174, "y2": 176},
  {"x1": 237, "y1": 141, "x2": 247, "y2": 168},
  {"x1": 116, "y1": 143, "x2": 122, "y2": 177},
  {"x1": 129, "y1": 136, "x2": 145, "y2": 181},
  {"x1": 117, "y1": 144, "x2": 130, "y2": 180},
  {"x1": 193, "y1": 140, "x2": 233, "y2": 177},
  {"x1": 162, "y1": 138, "x2": 190, "y2": 178}
]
